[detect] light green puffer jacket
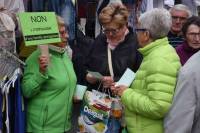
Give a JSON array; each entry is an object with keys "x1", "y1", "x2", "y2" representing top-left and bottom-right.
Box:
[{"x1": 121, "y1": 37, "x2": 181, "y2": 133}]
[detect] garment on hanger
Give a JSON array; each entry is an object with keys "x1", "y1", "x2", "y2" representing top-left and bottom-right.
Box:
[
  {"x1": 0, "y1": 12, "x2": 15, "y2": 52},
  {"x1": 0, "y1": 69, "x2": 24, "y2": 133},
  {"x1": 0, "y1": 0, "x2": 24, "y2": 13},
  {"x1": 0, "y1": 12, "x2": 21, "y2": 79},
  {"x1": 13, "y1": 75, "x2": 25, "y2": 133}
]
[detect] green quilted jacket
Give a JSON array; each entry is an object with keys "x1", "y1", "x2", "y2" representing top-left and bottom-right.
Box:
[{"x1": 121, "y1": 37, "x2": 181, "y2": 133}]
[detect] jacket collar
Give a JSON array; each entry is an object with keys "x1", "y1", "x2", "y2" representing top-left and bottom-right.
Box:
[
  {"x1": 138, "y1": 37, "x2": 169, "y2": 56},
  {"x1": 182, "y1": 41, "x2": 200, "y2": 53},
  {"x1": 49, "y1": 45, "x2": 66, "y2": 54}
]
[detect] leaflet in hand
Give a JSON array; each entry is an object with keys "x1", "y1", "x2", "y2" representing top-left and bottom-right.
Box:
[
  {"x1": 115, "y1": 68, "x2": 136, "y2": 87},
  {"x1": 87, "y1": 70, "x2": 103, "y2": 80}
]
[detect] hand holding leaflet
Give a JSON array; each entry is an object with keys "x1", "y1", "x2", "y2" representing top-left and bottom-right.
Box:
[
  {"x1": 74, "y1": 84, "x2": 87, "y2": 100},
  {"x1": 115, "y1": 68, "x2": 136, "y2": 87}
]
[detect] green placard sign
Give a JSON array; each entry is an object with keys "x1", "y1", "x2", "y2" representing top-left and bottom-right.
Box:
[{"x1": 18, "y1": 12, "x2": 61, "y2": 46}]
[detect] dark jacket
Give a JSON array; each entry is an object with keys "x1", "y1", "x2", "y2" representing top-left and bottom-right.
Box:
[
  {"x1": 70, "y1": 29, "x2": 94, "y2": 85},
  {"x1": 176, "y1": 41, "x2": 199, "y2": 65},
  {"x1": 167, "y1": 31, "x2": 184, "y2": 48},
  {"x1": 86, "y1": 29, "x2": 142, "y2": 91}
]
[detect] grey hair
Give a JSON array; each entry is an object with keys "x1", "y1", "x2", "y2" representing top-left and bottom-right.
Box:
[
  {"x1": 139, "y1": 8, "x2": 172, "y2": 40},
  {"x1": 169, "y1": 4, "x2": 192, "y2": 17}
]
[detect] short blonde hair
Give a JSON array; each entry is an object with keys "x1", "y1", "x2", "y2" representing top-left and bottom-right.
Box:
[{"x1": 99, "y1": 3, "x2": 129, "y2": 28}]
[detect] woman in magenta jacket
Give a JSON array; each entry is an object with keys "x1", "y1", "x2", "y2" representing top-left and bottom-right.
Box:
[{"x1": 176, "y1": 16, "x2": 200, "y2": 65}]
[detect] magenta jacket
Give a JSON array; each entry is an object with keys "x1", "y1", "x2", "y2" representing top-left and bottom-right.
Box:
[{"x1": 176, "y1": 41, "x2": 199, "y2": 65}]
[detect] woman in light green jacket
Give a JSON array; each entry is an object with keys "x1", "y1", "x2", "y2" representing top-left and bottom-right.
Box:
[{"x1": 111, "y1": 8, "x2": 181, "y2": 133}]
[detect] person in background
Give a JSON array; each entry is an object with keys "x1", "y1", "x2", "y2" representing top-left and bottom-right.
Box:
[
  {"x1": 176, "y1": 16, "x2": 200, "y2": 65},
  {"x1": 22, "y1": 16, "x2": 77, "y2": 133},
  {"x1": 164, "y1": 50, "x2": 200, "y2": 133},
  {"x1": 168, "y1": 4, "x2": 192, "y2": 48},
  {"x1": 111, "y1": 8, "x2": 181, "y2": 133},
  {"x1": 86, "y1": 3, "x2": 142, "y2": 92}
]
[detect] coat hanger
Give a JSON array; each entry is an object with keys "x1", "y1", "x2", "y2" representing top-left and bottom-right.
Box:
[
  {"x1": 0, "y1": 47, "x2": 25, "y2": 79},
  {"x1": 1, "y1": 68, "x2": 21, "y2": 94},
  {"x1": 0, "y1": 47, "x2": 25, "y2": 66}
]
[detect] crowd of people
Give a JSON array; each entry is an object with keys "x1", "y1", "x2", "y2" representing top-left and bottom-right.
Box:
[{"x1": 0, "y1": 1, "x2": 200, "y2": 133}]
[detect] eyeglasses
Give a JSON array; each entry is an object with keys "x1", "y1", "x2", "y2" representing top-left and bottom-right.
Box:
[
  {"x1": 187, "y1": 32, "x2": 200, "y2": 38},
  {"x1": 172, "y1": 16, "x2": 187, "y2": 21},
  {"x1": 135, "y1": 28, "x2": 148, "y2": 33},
  {"x1": 102, "y1": 27, "x2": 120, "y2": 36}
]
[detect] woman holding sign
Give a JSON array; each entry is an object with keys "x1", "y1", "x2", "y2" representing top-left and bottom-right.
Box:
[
  {"x1": 22, "y1": 16, "x2": 77, "y2": 133},
  {"x1": 111, "y1": 9, "x2": 181, "y2": 133}
]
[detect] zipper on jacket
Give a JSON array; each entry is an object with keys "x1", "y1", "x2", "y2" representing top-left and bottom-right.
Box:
[
  {"x1": 42, "y1": 105, "x2": 48, "y2": 128},
  {"x1": 61, "y1": 55, "x2": 71, "y2": 130}
]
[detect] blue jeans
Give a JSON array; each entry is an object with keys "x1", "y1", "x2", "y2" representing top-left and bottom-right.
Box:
[
  {"x1": 31, "y1": 0, "x2": 44, "y2": 11},
  {"x1": 105, "y1": 117, "x2": 121, "y2": 133},
  {"x1": 31, "y1": 0, "x2": 76, "y2": 41},
  {"x1": 61, "y1": 0, "x2": 76, "y2": 41},
  {"x1": 31, "y1": 0, "x2": 65, "y2": 14}
]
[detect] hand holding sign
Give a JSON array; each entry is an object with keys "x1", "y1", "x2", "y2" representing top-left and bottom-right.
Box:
[
  {"x1": 39, "y1": 55, "x2": 49, "y2": 74},
  {"x1": 38, "y1": 44, "x2": 49, "y2": 64}
]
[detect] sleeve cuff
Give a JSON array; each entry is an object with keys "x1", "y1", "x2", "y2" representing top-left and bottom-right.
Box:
[{"x1": 121, "y1": 88, "x2": 132, "y2": 104}]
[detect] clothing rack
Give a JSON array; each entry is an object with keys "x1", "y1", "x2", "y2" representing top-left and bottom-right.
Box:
[{"x1": 0, "y1": 47, "x2": 26, "y2": 66}]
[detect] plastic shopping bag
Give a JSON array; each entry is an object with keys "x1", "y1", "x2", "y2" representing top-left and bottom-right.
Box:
[{"x1": 78, "y1": 90, "x2": 112, "y2": 133}]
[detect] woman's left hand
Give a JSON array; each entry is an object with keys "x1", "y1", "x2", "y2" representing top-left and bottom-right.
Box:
[
  {"x1": 102, "y1": 76, "x2": 114, "y2": 88},
  {"x1": 111, "y1": 85, "x2": 127, "y2": 97}
]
